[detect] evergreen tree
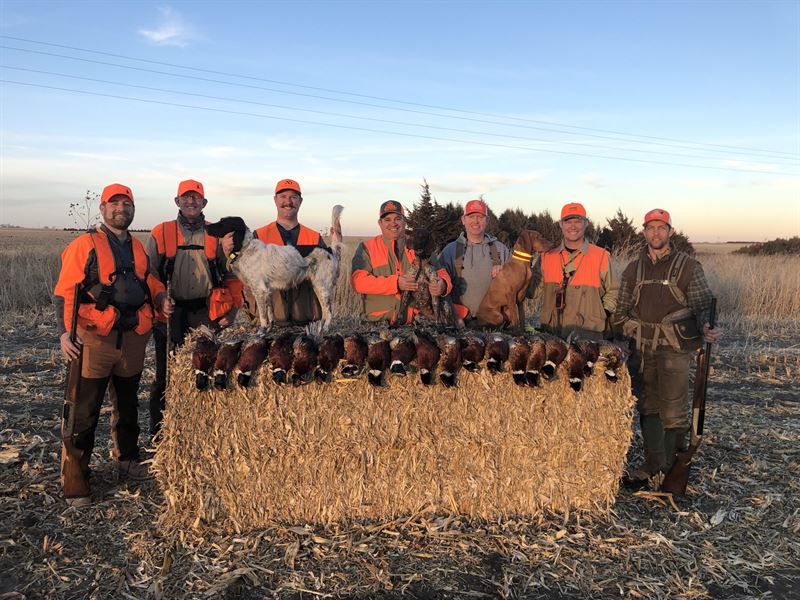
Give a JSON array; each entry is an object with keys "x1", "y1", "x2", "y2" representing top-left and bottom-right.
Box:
[
  {"x1": 431, "y1": 202, "x2": 463, "y2": 250},
  {"x1": 596, "y1": 208, "x2": 639, "y2": 252},
  {"x1": 406, "y1": 179, "x2": 436, "y2": 232}
]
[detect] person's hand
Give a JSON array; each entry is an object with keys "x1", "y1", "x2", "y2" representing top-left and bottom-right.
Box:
[
  {"x1": 218, "y1": 308, "x2": 237, "y2": 328},
  {"x1": 429, "y1": 278, "x2": 446, "y2": 297},
  {"x1": 221, "y1": 232, "x2": 235, "y2": 256},
  {"x1": 60, "y1": 331, "x2": 82, "y2": 361},
  {"x1": 397, "y1": 274, "x2": 418, "y2": 292},
  {"x1": 491, "y1": 265, "x2": 503, "y2": 279},
  {"x1": 703, "y1": 323, "x2": 722, "y2": 344},
  {"x1": 160, "y1": 295, "x2": 175, "y2": 318}
]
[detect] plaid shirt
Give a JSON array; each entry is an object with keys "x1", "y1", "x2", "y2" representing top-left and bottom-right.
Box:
[{"x1": 614, "y1": 248, "x2": 715, "y2": 329}]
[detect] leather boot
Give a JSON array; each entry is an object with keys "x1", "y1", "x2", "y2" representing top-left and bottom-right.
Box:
[{"x1": 624, "y1": 414, "x2": 667, "y2": 483}]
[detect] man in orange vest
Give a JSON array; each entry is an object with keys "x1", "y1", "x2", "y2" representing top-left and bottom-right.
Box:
[
  {"x1": 147, "y1": 179, "x2": 242, "y2": 438},
  {"x1": 222, "y1": 178, "x2": 329, "y2": 325},
  {"x1": 614, "y1": 208, "x2": 722, "y2": 483},
  {"x1": 351, "y1": 201, "x2": 452, "y2": 323},
  {"x1": 533, "y1": 202, "x2": 619, "y2": 340},
  {"x1": 54, "y1": 183, "x2": 173, "y2": 506}
]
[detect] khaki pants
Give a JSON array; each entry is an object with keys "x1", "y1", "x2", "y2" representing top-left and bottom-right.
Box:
[
  {"x1": 629, "y1": 346, "x2": 691, "y2": 430},
  {"x1": 61, "y1": 328, "x2": 150, "y2": 497}
]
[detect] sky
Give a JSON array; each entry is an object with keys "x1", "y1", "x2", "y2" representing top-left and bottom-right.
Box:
[{"x1": 1, "y1": 0, "x2": 798, "y2": 242}]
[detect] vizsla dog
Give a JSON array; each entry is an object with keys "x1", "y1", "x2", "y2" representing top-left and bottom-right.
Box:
[{"x1": 476, "y1": 230, "x2": 553, "y2": 328}]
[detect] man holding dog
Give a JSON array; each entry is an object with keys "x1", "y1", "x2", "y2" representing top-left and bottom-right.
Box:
[
  {"x1": 438, "y1": 199, "x2": 510, "y2": 324},
  {"x1": 147, "y1": 179, "x2": 242, "y2": 438},
  {"x1": 54, "y1": 183, "x2": 173, "y2": 506},
  {"x1": 351, "y1": 201, "x2": 452, "y2": 323},
  {"x1": 222, "y1": 178, "x2": 329, "y2": 326},
  {"x1": 614, "y1": 208, "x2": 722, "y2": 483},
  {"x1": 533, "y1": 202, "x2": 619, "y2": 340}
]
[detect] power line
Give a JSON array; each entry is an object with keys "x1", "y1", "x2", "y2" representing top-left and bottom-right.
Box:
[
  {"x1": 3, "y1": 78, "x2": 796, "y2": 177},
  {"x1": 2, "y1": 33, "x2": 796, "y2": 159},
  {"x1": 5, "y1": 64, "x2": 795, "y2": 168},
  {"x1": 2, "y1": 43, "x2": 797, "y2": 163}
]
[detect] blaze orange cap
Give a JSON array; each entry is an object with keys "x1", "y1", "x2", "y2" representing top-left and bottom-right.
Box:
[
  {"x1": 464, "y1": 199, "x2": 488, "y2": 216},
  {"x1": 379, "y1": 200, "x2": 404, "y2": 218},
  {"x1": 560, "y1": 202, "x2": 586, "y2": 220},
  {"x1": 177, "y1": 179, "x2": 204, "y2": 198},
  {"x1": 643, "y1": 208, "x2": 672, "y2": 227},
  {"x1": 101, "y1": 183, "x2": 134, "y2": 204},
  {"x1": 275, "y1": 178, "x2": 301, "y2": 195}
]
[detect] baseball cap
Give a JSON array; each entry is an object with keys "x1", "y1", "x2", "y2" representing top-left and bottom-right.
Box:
[
  {"x1": 379, "y1": 200, "x2": 405, "y2": 218},
  {"x1": 643, "y1": 208, "x2": 672, "y2": 227},
  {"x1": 101, "y1": 183, "x2": 134, "y2": 204},
  {"x1": 275, "y1": 179, "x2": 301, "y2": 195},
  {"x1": 560, "y1": 202, "x2": 587, "y2": 220},
  {"x1": 464, "y1": 199, "x2": 488, "y2": 216},
  {"x1": 177, "y1": 179, "x2": 204, "y2": 198}
]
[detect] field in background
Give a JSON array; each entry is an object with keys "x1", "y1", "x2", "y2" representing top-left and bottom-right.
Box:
[{"x1": 3, "y1": 229, "x2": 798, "y2": 331}]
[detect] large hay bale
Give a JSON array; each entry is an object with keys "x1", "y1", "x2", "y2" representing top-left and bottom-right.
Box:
[{"x1": 154, "y1": 332, "x2": 635, "y2": 531}]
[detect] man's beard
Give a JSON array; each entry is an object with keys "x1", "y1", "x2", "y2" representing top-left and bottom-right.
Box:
[{"x1": 107, "y1": 213, "x2": 134, "y2": 229}]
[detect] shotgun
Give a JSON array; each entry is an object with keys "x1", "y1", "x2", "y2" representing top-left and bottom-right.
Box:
[
  {"x1": 61, "y1": 283, "x2": 88, "y2": 497},
  {"x1": 661, "y1": 297, "x2": 717, "y2": 496},
  {"x1": 165, "y1": 272, "x2": 173, "y2": 388}
]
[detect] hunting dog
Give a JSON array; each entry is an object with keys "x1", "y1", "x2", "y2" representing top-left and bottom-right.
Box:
[
  {"x1": 476, "y1": 229, "x2": 553, "y2": 328},
  {"x1": 206, "y1": 206, "x2": 343, "y2": 330}
]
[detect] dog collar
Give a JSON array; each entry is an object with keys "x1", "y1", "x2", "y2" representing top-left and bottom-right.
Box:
[
  {"x1": 512, "y1": 250, "x2": 533, "y2": 263},
  {"x1": 226, "y1": 251, "x2": 240, "y2": 271}
]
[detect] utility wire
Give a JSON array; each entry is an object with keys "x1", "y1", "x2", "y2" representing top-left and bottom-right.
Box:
[
  {"x1": 2, "y1": 33, "x2": 796, "y2": 160},
  {"x1": 2, "y1": 43, "x2": 797, "y2": 163},
  {"x1": 3, "y1": 78, "x2": 796, "y2": 177},
  {"x1": 4, "y1": 64, "x2": 795, "y2": 168}
]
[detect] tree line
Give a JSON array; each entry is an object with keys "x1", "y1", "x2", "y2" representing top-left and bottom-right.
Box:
[{"x1": 405, "y1": 180, "x2": 695, "y2": 256}]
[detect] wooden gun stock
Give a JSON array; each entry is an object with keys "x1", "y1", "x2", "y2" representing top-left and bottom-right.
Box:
[{"x1": 661, "y1": 297, "x2": 717, "y2": 496}]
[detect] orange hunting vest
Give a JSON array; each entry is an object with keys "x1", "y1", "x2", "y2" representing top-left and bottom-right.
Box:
[
  {"x1": 253, "y1": 222, "x2": 321, "y2": 246},
  {"x1": 151, "y1": 220, "x2": 243, "y2": 321},
  {"x1": 539, "y1": 244, "x2": 610, "y2": 335},
  {"x1": 73, "y1": 229, "x2": 154, "y2": 336}
]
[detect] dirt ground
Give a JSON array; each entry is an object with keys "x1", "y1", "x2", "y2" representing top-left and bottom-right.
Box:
[{"x1": 0, "y1": 309, "x2": 798, "y2": 599}]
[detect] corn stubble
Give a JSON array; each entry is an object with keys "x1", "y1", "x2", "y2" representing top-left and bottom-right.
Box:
[{"x1": 154, "y1": 328, "x2": 636, "y2": 533}]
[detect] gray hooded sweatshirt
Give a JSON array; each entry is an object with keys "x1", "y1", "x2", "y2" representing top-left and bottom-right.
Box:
[{"x1": 438, "y1": 232, "x2": 510, "y2": 316}]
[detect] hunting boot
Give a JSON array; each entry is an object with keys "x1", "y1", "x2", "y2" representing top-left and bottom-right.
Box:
[
  {"x1": 664, "y1": 427, "x2": 689, "y2": 470},
  {"x1": 62, "y1": 376, "x2": 109, "y2": 507},
  {"x1": 624, "y1": 414, "x2": 667, "y2": 484}
]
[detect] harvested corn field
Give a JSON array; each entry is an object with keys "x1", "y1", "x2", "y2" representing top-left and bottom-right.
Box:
[{"x1": 1, "y1": 309, "x2": 798, "y2": 598}]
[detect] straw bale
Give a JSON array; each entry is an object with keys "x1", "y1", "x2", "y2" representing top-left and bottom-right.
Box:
[{"x1": 154, "y1": 331, "x2": 635, "y2": 531}]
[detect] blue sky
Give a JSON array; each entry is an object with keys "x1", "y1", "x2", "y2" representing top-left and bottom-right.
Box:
[{"x1": 1, "y1": 0, "x2": 798, "y2": 241}]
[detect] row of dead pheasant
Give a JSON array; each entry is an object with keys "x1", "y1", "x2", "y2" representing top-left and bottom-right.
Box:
[{"x1": 190, "y1": 327, "x2": 630, "y2": 392}]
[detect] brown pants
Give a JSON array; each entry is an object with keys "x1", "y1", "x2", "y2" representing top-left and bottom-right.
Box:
[
  {"x1": 61, "y1": 328, "x2": 150, "y2": 497},
  {"x1": 629, "y1": 346, "x2": 691, "y2": 429}
]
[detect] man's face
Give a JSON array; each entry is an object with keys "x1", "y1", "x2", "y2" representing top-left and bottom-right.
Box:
[
  {"x1": 100, "y1": 195, "x2": 135, "y2": 230},
  {"x1": 175, "y1": 191, "x2": 207, "y2": 220},
  {"x1": 274, "y1": 190, "x2": 302, "y2": 220},
  {"x1": 643, "y1": 220, "x2": 673, "y2": 251},
  {"x1": 560, "y1": 216, "x2": 587, "y2": 245},
  {"x1": 378, "y1": 213, "x2": 406, "y2": 241},
  {"x1": 461, "y1": 212, "x2": 487, "y2": 238}
]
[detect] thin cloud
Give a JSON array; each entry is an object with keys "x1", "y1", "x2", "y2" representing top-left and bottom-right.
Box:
[
  {"x1": 581, "y1": 172, "x2": 611, "y2": 188},
  {"x1": 138, "y1": 6, "x2": 196, "y2": 47}
]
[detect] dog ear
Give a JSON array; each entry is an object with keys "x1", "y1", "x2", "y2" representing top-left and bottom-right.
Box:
[{"x1": 232, "y1": 228, "x2": 245, "y2": 252}]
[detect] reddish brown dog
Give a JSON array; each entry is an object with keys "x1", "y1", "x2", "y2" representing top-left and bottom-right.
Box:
[{"x1": 476, "y1": 230, "x2": 553, "y2": 328}]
